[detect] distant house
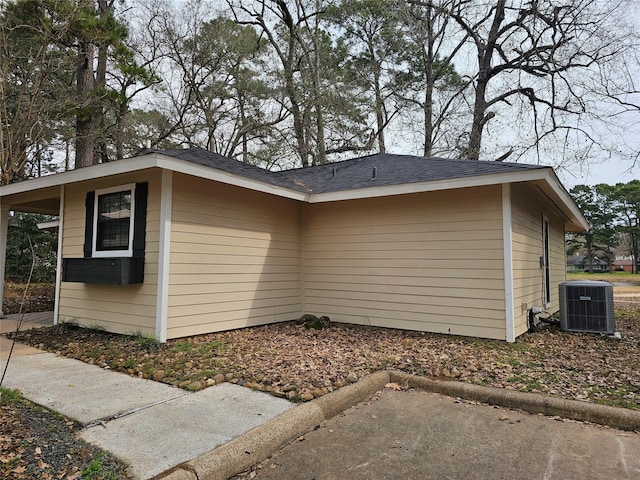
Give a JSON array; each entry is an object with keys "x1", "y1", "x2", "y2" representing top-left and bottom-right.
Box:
[
  {"x1": 613, "y1": 257, "x2": 634, "y2": 273},
  {"x1": 566, "y1": 255, "x2": 609, "y2": 273},
  {"x1": 0, "y1": 149, "x2": 587, "y2": 342}
]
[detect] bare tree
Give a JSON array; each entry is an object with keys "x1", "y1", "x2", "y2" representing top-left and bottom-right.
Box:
[
  {"x1": 407, "y1": 0, "x2": 628, "y2": 162},
  {"x1": 228, "y1": 0, "x2": 373, "y2": 167},
  {"x1": 395, "y1": 0, "x2": 469, "y2": 157}
]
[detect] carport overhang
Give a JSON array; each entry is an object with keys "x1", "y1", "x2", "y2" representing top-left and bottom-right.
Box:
[{"x1": 0, "y1": 185, "x2": 62, "y2": 317}]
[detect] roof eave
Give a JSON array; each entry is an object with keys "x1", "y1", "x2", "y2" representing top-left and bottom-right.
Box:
[
  {"x1": 154, "y1": 154, "x2": 308, "y2": 201},
  {"x1": 538, "y1": 169, "x2": 589, "y2": 232},
  {"x1": 1, "y1": 153, "x2": 308, "y2": 204},
  {"x1": 306, "y1": 168, "x2": 538, "y2": 202},
  {"x1": 1, "y1": 154, "x2": 587, "y2": 233},
  {"x1": 307, "y1": 167, "x2": 587, "y2": 232}
]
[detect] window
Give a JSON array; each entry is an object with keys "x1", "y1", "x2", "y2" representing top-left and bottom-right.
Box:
[
  {"x1": 63, "y1": 182, "x2": 148, "y2": 284},
  {"x1": 92, "y1": 184, "x2": 136, "y2": 257}
]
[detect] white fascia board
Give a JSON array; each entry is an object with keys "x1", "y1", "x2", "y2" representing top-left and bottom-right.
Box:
[
  {"x1": 542, "y1": 170, "x2": 589, "y2": 231},
  {"x1": 307, "y1": 169, "x2": 551, "y2": 203},
  {"x1": 0, "y1": 156, "x2": 159, "y2": 197},
  {"x1": 154, "y1": 155, "x2": 308, "y2": 202},
  {"x1": 0, "y1": 153, "x2": 308, "y2": 202}
]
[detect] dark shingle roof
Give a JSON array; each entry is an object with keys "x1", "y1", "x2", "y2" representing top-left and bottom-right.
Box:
[{"x1": 150, "y1": 148, "x2": 550, "y2": 194}]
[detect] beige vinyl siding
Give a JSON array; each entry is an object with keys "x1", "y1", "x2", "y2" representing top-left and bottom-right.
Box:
[
  {"x1": 511, "y1": 183, "x2": 567, "y2": 337},
  {"x1": 303, "y1": 186, "x2": 507, "y2": 340},
  {"x1": 58, "y1": 169, "x2": 162, "y2": 336},
  {"x1": 166, "y1": 173, "x2": 301, "y2": 338},
  {"x1": 548, "y1": 214, "x2": 566, "y2": 307}
]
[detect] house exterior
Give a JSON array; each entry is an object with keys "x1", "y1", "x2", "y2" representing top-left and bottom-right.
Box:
[
  {"x1": 0, "y1": 149, "x2": 588, "y2": 342},
  {"x1": 613, "y1": 257, "x2": 634, "y2": 273},
  {"x1": 566, "y1": 255, "x2": 610, "y2": 273}
]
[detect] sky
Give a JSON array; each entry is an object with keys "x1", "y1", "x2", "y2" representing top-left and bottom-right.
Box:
[{"x1": 564, "y1": 159, "x2": 638, "y2": 188}]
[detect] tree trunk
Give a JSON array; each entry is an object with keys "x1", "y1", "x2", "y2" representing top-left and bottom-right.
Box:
[
  {"x1": 75, "y1": 36, "x2": 95, "y2": 169},
  {"x1": 313, "y1": 14, "x2": 326, "y2": 165},
  {"x1": 422, "y1": 3, "x2": 434, "y2": 157},
  {"x1": 373, "y1": 73, "x2": 386, "y2": 153},
  {"x1": 467, "y1": 79, "x2": 488, "y2": 160},
  {"x1": 466, "y1": 0, "x2": 505, "y2": 161}
]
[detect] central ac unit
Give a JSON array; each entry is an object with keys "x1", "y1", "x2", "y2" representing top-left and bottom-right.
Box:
[{"x1": 559, "y1": 281, "x2": 615, "y2": 334}]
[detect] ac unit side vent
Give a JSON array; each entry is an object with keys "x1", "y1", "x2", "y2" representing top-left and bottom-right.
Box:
[{"x1": 559, "y1": 281, "x2": 615, "y2": 334}]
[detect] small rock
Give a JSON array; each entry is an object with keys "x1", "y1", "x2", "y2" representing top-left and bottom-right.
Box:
[
  {"x1": 272, "y1": 390, "x2": 286, "y2": 398},
  {"x1": 225, "y1": 373, "x2": 235, "y2": 382},
  {"x1": 206, "y1": 378, "x2": 216, "y2": 387},
  {"x1": 334, "y1": 380, "x2": 346, "y2": 388},
  {"x1": 346, "y1": 372, "x2": 358, "y2": 384},
  {"x1": 451, "y1": 368, "x2": 461, "y2": 378},
  {"x1": 153, "y1": 370, "x2": 165, "y2": 381},
  {"x1": 300, "y1": 392, "x2": 314, "y2": 401},
  {"x1": 184, "y1": 381, "x2": 202, "y2": 391},
  {"x1": 283, "y1": 384, "x2": 297, "y2": 392},
  {"x1": 441, "y1": 368, "x2": 451, "y2": 378},
  {"x1": 287, "y1": 391, "x2": 297, "y2": 400},
  {"x1": 214, "y1": 373, "x2": 225, "y2": 384},
  {"x1": 312, "y1": 388, "x2": 324, "y2": 398}
]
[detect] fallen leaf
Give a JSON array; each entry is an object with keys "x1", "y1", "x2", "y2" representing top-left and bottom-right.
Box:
[
  {"x1": 385, "y1": 382, "x2": 403, "y2": 391},
  {"x1": 38, "y1": 459, "x2": 50, "y2": 468},
  {"x1": 35, "y1": 446, "x2": 42, "y2": 455}
]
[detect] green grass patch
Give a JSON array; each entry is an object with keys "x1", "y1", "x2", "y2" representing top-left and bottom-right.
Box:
[
  {"x1": 81, "y1": 452, "x2": 121, "y2": 480},
  {"x1": 172, "y1": 341, "x2": 197, "y2": 353},
  {"x1": 0, "y1": 387, "x2": 22, "y2": 405},
  {"x1": 567, "y1": 272, "x2": 639, "y2": 282}
]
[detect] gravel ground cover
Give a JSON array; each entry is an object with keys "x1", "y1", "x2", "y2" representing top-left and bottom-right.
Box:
[
  {"x1": 0, "y1": 388, "x2": 127, "y2": 479},
  {"x1": 8, "y1": 303, "x2": 640, "y2": 409}
]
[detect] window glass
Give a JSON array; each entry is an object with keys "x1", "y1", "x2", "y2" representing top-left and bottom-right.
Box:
[{"x1": 96, "y1": 190, "x2": 131, "y2": 251}]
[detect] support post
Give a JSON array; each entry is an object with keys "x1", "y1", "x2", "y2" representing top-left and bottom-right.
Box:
[{"x1": 0, "y1": 204, "x2": 10, "y2": 317}]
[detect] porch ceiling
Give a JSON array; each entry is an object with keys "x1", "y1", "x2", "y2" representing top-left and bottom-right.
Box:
[{"x1": 2, "y1": 186, "x2": 61, "y2": 215}]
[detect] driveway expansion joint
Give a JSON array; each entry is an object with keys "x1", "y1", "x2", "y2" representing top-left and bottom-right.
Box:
[{"x1": 82, "y1": 391, "x2": 192, "y2": 430}]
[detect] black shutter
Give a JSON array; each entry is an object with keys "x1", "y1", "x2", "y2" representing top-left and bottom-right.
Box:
[
  {"x1": 83, "y1": 191, "x2": 95, "y2": 258},
  {"x1": 133, "y1": 182, "x2": 148, "y2": 258}
]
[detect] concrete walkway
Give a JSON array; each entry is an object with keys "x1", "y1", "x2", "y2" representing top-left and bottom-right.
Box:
[{"x1": 0, "y1": 313, "x2": 293, "y2": 479}]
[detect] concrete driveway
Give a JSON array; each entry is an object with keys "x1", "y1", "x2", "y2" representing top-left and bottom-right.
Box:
[{"x1": 241, "y1": 389, "x2": 640, "y2": 480}]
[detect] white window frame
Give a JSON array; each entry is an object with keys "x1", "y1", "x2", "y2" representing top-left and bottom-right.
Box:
[{"x1": 92, "y1": 183, "x2": 136, "y2": 258}]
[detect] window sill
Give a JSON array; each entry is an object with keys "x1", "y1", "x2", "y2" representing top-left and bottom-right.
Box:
[{"x1": 62, "y1": 257, "x2": 144, "y2": 285}]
